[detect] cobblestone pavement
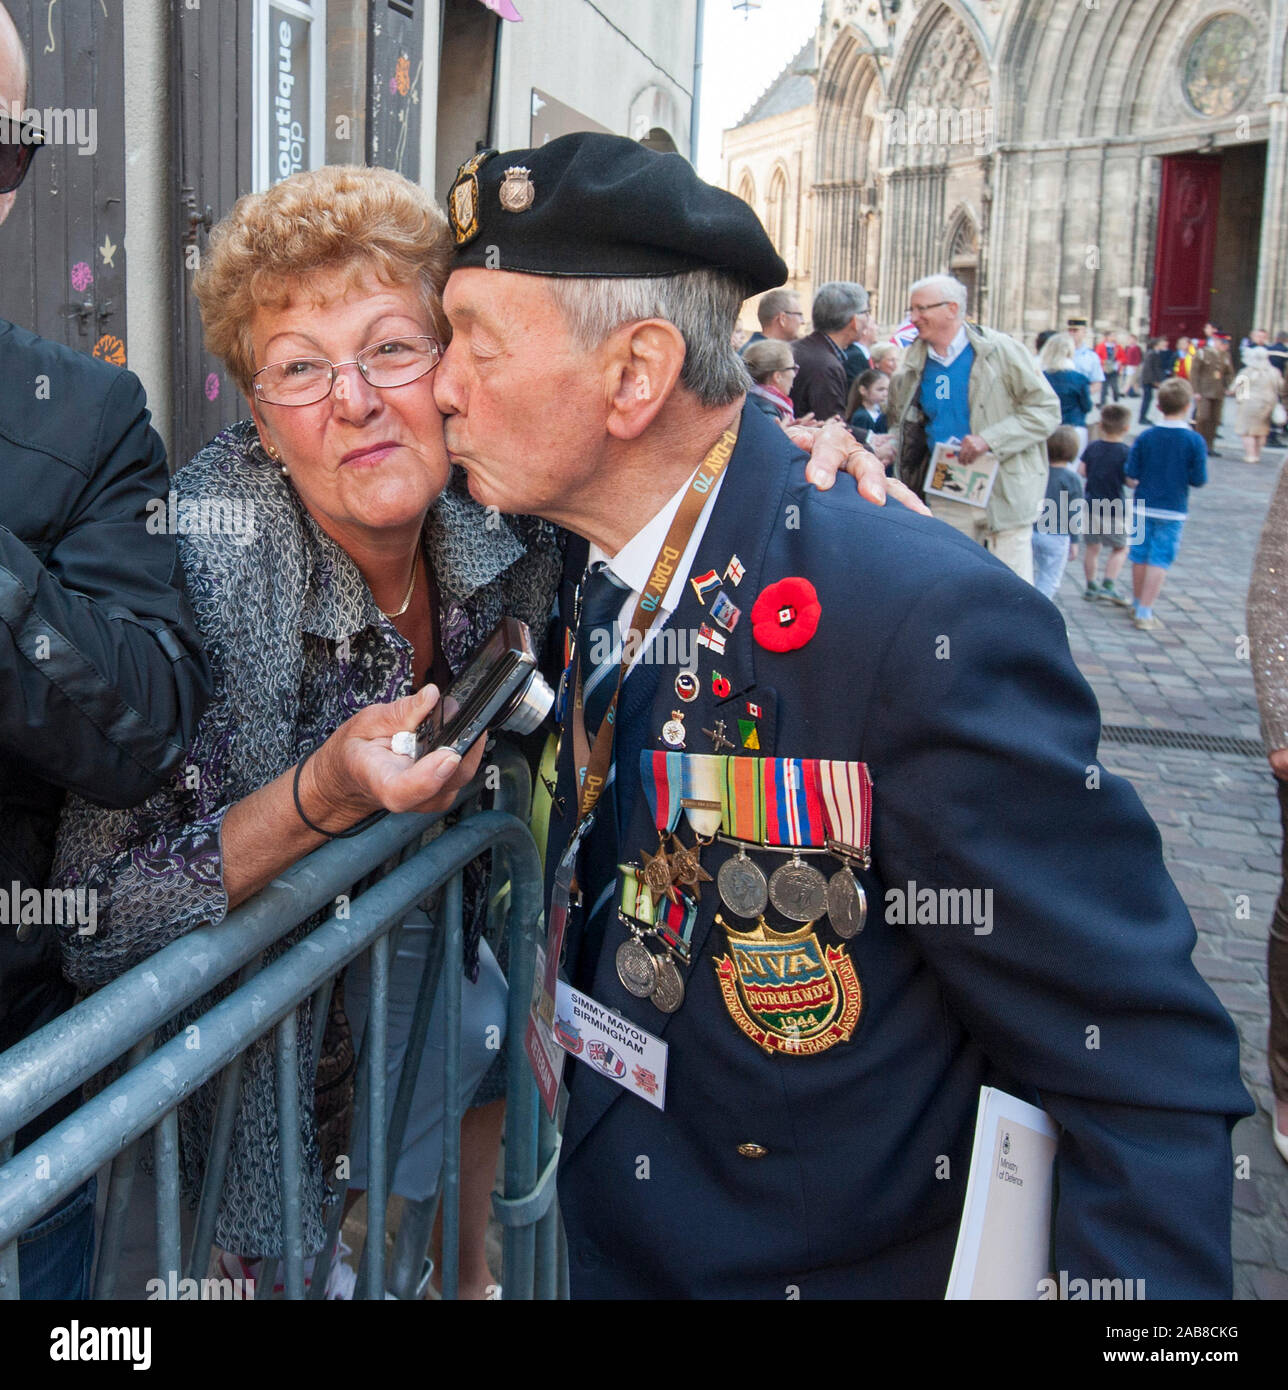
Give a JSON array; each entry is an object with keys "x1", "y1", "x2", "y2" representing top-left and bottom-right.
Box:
[{"x1": 1052, "y1": 398, "x2": 1287, "y2": 1300}]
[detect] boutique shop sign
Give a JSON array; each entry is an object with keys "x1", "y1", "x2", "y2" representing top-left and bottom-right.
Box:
[{"x1": 254, "y1": 0, "x2": 322, "y2": 190}]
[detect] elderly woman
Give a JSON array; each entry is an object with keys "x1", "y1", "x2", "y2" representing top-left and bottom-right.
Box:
[
  {"x1": 742, "y1": 338, "x2": 797, "y2": 422},
  {"x1": 1233, "y1": 345, "x2": 1286, "y2": 464},
  {"x1": 52, "y1": 165, "x2": 563, "y2": 1296},
  {"x1": 1038, "y1": 331, "x2": 1094, "y2": 453}
]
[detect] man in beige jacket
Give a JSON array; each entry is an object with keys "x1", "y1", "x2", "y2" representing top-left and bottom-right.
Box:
[{"x1": 888, "y1": 275, "x2": 1060, "y2": 583}]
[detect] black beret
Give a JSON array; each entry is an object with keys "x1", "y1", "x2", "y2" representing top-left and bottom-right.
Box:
[{"x1": 447, "y1": 132, "x2": 788, "y2": 296}]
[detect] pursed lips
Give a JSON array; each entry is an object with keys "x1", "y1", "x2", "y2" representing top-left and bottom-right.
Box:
[{"x1": 341, "y1": 440, "x2": 402, "y2": 467}]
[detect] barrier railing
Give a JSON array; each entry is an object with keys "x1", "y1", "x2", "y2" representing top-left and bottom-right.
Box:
[{"x1": 0, "y1": 740, "x2": 566, "y2": 1300}]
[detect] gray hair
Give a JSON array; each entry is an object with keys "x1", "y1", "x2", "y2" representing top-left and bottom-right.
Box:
[
  {"x1": 546, "y1": 269, "x2": 749, "y2": 408},
  {"x1": 908, "y1": 274, "x2": 968, "y2": 316},
  {"x1": 1038, "y1": 332, "x2": 1075, "y2": 373},
  {"x1": 811, "y1": 281, "x2": 870, "y2": 334},
  {"x1": 757, "y1": 287, "x2": 799, "y2": 327}
]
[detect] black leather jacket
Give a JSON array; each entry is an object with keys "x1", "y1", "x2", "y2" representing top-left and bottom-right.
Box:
[{"x1": 0, "y1": 319, "x2": 209, "y2": 1139}]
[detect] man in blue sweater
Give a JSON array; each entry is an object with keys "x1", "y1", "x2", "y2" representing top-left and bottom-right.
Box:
[{"x1": 1124, "y1": 376, "x2": 1207, "y2": 630}]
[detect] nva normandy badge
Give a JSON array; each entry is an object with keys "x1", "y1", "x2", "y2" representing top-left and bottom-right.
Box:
[{"x1": 714, "y1": 914, "x2": 861, "y2": 1056}]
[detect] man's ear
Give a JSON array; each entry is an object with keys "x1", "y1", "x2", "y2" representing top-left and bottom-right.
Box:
[{"x1": 604, "y1": 319, "x2": 687, "y2": 441}]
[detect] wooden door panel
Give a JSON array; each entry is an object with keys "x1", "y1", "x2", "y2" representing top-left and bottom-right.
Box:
[{"x1": 1150, "y1": 155, "x2": 1221, "y2": 342}]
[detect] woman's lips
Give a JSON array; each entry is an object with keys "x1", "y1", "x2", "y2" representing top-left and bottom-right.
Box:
[{"x1": 341, "y1": 441, "x2": 401, "y2": 467}]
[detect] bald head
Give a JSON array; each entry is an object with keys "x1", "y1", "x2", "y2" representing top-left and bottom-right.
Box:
[{"x1": 0, "y1": 5, "x2": 25, "y2": 227}]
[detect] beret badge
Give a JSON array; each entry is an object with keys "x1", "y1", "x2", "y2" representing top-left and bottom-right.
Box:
[
  {"x1": 499, "y1": 166, "x2": 535, "y2": 213},
  {"x1": 448, "y1": 148, "x2": 496, "y2": 246}
]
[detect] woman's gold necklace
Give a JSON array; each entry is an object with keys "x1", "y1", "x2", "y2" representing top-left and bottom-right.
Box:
[{"x1": 380, "y1": 551, "x2": 420, "y2": 619}]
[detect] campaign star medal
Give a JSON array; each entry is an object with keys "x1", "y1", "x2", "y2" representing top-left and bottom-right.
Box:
[
  {"x1": 819, "y1": 760, "x2": 874, "y2": 939},
  {"x1": 499, "y1": 165, "x2": 535, "y2": 213},
  {"x1": 640, "y1": 750, "x2": 685, "y2": 894},
  {"x1": 716, "y1": 753, "x2": 768, "y2": 918},
  {"x1": 714, "y1": 914, "x2": 861, "y2": 1056},
  {"x1": 448, "y1": 149, "x2": 493, "y2": 245}
]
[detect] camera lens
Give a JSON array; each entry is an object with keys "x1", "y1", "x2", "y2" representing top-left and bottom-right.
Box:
[{"x1": 498, "y1": 668, "x2": 555, "y2": 735}]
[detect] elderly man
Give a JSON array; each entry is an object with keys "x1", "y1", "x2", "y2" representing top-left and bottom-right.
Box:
[
  {"x1": 434, "y1": 132, "x2": 1249, "y2": 1300},
  {"x1": 791, "y1": 281, "x2": 871, "y2": 422},
  {"x1": 0, "y1": 4, "x2": 209, "y2": 1297},
  {"x1": 1191, "y1": 329, "x2": 1235, "y2": 456},
  {"x1": 889, "y1": 275, "x2": 1060, "y2": 583},
  {"x1": 741, "y1": 287, "x2": 805, "y2": 355}
]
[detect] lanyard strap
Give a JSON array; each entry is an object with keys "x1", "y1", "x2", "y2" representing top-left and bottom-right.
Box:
[{"x1": 567, "y1": 426, "x2": 737, "y2": 830}]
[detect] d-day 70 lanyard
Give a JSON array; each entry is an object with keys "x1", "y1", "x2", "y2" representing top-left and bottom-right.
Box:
[{"x1": 567, "y1": 425, "x2": 738, "y2": 840}]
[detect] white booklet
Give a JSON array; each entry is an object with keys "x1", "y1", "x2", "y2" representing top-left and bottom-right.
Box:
[
  {"x1": 924, "y1": 439, "x2": 999, "y2": 509},
  {"x1": 945, "y1": 1086, "x2": 1059, "y2": 1300}
]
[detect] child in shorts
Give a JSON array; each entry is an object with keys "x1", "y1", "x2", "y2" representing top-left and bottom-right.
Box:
[
  {"x1": 1079, "y1": 403, "x2": 1133, "y2": 605},
  {"x1": 1123, "y1": 377, "x2": 1207, "y2": 630}
]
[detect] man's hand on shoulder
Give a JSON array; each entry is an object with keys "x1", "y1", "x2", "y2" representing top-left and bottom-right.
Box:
[{"x1": 785, "y1": 418, "x2": 930, "y2": 515}]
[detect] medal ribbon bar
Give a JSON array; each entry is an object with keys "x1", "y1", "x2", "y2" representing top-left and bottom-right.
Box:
[
  {"x1": 762, "y1": 757, "x2": 826, "y2": 848},
  {"x1": 818, "y1": 760, "x2": 873, "y2": 866}
]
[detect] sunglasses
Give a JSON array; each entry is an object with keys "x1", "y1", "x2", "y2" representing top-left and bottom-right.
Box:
[{"x1": 0, "y1": 113, "x2": 45, "y2": 195}]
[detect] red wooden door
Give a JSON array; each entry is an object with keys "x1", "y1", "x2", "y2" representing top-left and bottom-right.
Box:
[{"x1": 1150, "y1": 155, "x2": 1221, "y2": 342}]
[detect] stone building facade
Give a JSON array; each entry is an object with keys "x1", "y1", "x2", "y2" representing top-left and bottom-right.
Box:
[
  {"x1": 730, "y1": 0, "x2": 1287, "y2": 342},
  {"x1": 722, "y1": 42, "x2": 817, "y2": 329}
]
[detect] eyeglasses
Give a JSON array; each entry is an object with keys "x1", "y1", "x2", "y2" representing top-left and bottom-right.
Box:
[
  {"x1": 0, "y1": 114, "x2": 45, "y2": 195},
  {"x1": 907, "y1": 301, "x2": 954, "y2": 318},
  {"x1": 252, "y1": 335, "x2": 442, "y2": 406},
  {"x1": 782, "y1": 310, "x2": 804, "y2": 319}
]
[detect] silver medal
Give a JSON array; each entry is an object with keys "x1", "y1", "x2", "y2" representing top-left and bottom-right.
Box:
[
  {"x1": 650, "y1": 955, "x2": 686, "y2": 1013},
  {"x1": 768, "y1": 854, "x2": 829, "y2": 923},
  {"x1": 826, "y1": 867, "x2": 867, "y2": 938},
  {"x1": 718, "y1": 849, "x2": 769, "y2": 918},
  {"x1": 615, "y1": 937, "x2": 658, "y2": 998}
]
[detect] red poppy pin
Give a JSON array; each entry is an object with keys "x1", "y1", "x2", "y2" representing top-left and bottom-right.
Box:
[{"x1": 751, "y1": 577, "x2": 821, "y2": 653}]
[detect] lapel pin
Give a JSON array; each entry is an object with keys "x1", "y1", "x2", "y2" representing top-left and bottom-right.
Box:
[
  {"x1": 751, "y1": 577, "x2": 822, "y2": 653},
  {"x1": 724, "y1": 555, "x2": 745, "y2": 586},
  {"x1": 710, "y1": 590, "x2": 741, "y2": 632},
  {"x1": 690, "y1": 570, "x2": 721, "y2": 604},
  {"x1": 696, "y1": 623, "x2": 727, "y2": 655},
  {"x1": 662, "y1": 710, "x2": 687, "y2": 748},
  {"x1": 737, "y1": 718, "x2": 760, "y2": 750},
  {"x1": 711, "y1": 671, "x2": 732, "y2": 700},
  {"x1": 704, "y1": 719, "x2": 735, "y2": 754},
  {"x1": 675, "y1": 670, "x2": 700, "y2": 703}
]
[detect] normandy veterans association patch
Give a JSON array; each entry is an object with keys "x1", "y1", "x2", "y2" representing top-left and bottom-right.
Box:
[{"x1": 714, "y1": 916, "x2": 860, "y2": 1056}]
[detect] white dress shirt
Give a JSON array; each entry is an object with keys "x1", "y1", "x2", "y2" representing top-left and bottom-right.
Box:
[
  {"x1": 925, "y1": 325, "x2": 970, "y2": 368},
  {"x1": 586, "y1": 463, "x2": 729, "y2": 677}
]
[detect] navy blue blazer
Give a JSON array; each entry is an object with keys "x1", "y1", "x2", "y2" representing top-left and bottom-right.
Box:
[{"x1": 545, "y1": 400, "x2": 1251, "y2": 1299}]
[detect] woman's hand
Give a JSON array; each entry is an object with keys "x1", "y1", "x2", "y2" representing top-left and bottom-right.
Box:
[
  {"x1": 786, "y1": 418, "x2": 930, "y2": 515},
  {"x1": 304, "y1": 684, "x2": 487, "y2": 828}
]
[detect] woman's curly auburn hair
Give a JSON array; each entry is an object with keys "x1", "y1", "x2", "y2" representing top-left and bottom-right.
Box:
[{"x1": 193, "y1": 164, "x2": 452, "y2": 398}]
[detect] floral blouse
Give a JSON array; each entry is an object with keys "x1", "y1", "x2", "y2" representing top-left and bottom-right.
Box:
[{"x1": 52, "y1": 420, "x2": 563, "y2": 1256}]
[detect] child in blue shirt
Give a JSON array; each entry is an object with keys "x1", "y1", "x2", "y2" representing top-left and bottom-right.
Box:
[{"x1": 1124, "y1": 377, "x2": 1207, "y2": 630}]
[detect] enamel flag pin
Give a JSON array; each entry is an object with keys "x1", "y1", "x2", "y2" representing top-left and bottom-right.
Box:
[
  {"x1": 724, "y1": 556, "x2": 745, "y2": 586},
  {"x1": 690, "y1": 571, "x2": 721, "y2": 604}
]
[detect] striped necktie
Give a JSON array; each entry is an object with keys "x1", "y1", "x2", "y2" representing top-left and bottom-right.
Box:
[
  {"x1": 577, "y1": 562, "x2": 632, "y2": 741},
  {"x1": 571, "y1": 562, "x2": 632, "y2": 978}
]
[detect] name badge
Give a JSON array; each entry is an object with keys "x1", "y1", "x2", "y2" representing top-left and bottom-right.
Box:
[{"x1": 553, "y1": 980, "x2": 668, "y2": 1111}]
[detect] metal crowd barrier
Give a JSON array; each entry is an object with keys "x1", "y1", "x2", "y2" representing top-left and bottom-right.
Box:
[{"x1": 0, "y1": 741, "x2": 566, "y2": 1300}]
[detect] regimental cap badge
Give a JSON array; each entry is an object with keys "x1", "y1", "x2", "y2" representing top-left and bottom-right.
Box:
[
  {"x1": 499, "y1": 165, "x2": 535, "y2": 214},
  {"x1": 448, "y1": 148, "x2": 496, "y2": 246}
]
